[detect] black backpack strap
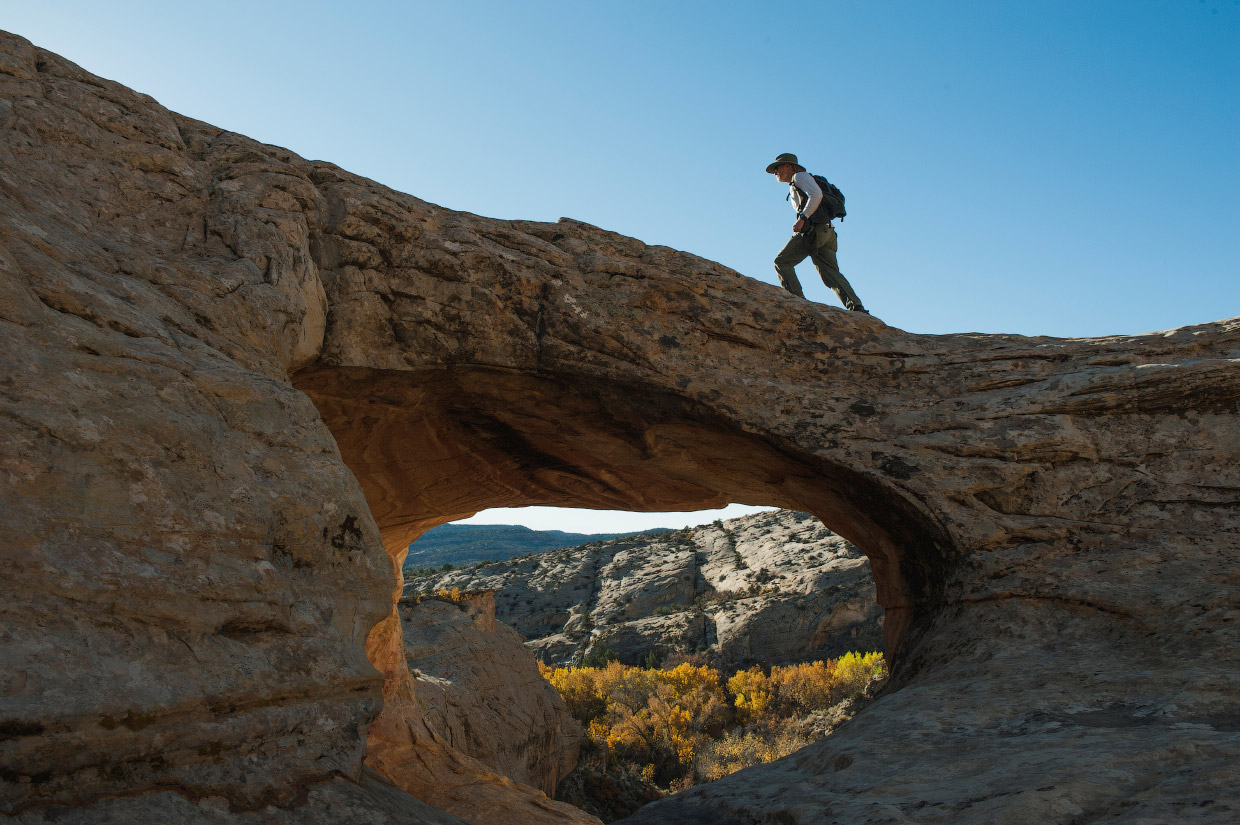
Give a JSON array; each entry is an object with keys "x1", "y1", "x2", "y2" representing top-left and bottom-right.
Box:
[
  {"x1": 791, "y1": 180, "x2": 830, "y2": 223},
  {"x1": 788, "y1": 181, "x2": 808, "y2": 209}
]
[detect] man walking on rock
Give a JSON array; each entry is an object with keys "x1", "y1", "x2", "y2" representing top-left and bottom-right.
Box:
[{"x1": 766, "y1": 153, "x2": 868, "y2": 312}]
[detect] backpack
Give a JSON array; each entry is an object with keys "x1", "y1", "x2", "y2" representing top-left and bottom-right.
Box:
[{"x1": 792, "y1": 174, "x2": 846, "y2": 222}]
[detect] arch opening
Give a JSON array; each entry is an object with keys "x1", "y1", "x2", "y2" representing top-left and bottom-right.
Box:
[{"x1": 293, "y1": 364, "x2": 958, "y2": 668}]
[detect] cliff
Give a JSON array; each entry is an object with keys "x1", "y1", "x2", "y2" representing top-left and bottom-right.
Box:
[
  {"x1": 2, "y1": 31, "x2": 1237, "y2": 825},
  {"x1": 411, "y1": 509, "x2": 884, "y2": 668}
]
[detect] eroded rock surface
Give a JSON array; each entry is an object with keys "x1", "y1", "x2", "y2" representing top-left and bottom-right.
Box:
[
  {"x1": 412, "y1": 510, "x2": 883, "y2": 667},
  {"x1": 0, "y1": 31, "x2": 391, "y2": 817},
  {"x1": 399, "y1": 592, "x2": 583, "y2": 796},
  {"x1": 2, "y1": 30, "x2": 1238, "y2": 825},
  {"x1": 7, "y1": 769, "x2": 475, "y2": 825}
]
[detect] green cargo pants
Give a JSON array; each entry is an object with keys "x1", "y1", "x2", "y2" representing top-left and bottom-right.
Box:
[{"x1": 773, "y1": 221, "x2": 866, "y2": 311}]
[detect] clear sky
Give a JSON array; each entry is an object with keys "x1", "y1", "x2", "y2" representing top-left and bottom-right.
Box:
[{"x1": 7, "y1": 1, "x2": 1237, "y2": 533}]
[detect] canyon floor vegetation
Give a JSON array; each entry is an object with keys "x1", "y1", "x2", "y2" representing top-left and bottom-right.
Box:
[{"x1": 543, "y1": 650, "x2": 886, "y2": 819}]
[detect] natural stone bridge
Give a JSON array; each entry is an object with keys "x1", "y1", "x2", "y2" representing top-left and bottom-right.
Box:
[{"x1": 1, "y1": 32, "x2": 1236, "y2": 824}]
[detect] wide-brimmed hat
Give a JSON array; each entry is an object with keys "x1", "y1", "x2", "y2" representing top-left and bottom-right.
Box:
[{"x1": 765, "y1": 153, "x2": 805, "y2": 174}]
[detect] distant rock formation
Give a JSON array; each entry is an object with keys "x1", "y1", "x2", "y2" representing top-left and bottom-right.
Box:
[
  {"x1": 2, "y1": 30, "x2": 1237, "y2": 825},
  {"x1": 412, "y1": 510, "x2": 883, "y2": 668}
]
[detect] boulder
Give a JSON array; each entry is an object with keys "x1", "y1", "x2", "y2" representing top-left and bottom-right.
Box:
[{"x1": 399, "y1": 592, "x2": 582, "y2": 796}]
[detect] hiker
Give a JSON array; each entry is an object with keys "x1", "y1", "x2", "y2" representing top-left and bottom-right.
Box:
[{"x1": 766, "y1": 153, "x2": 868, "y2": 312}]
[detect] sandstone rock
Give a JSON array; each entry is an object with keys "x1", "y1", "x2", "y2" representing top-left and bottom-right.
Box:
[
  {"x1": 2, "y1": 30, "x2": 1238, "y2": 825},
  {"x1": 364, "y1": 589, "x2": 601, "y2": 825},
  {"x1": 556, "y1": 749, "x2": 665, "y2": 823},
  {"x1": 8, "y1": 769, "x2": 475, "y2": 825},
  {"x1": 0, "y1": 30, "x2": 390, "y2": 816},
  {"x1": 0, "y1": 30, "x2": 588, "y2": 825},
  {"x1": 399, "y1": 592, "x2": 582, "y2": 796},
  {"x1": 413, "y1": 510, "x2": 884, "y2": 668}
]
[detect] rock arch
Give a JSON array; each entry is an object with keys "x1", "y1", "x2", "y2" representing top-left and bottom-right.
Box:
[
  {"x1": 291, "y1": 175, "x2": 1239, "y2": 821},
  {"x1": 291, "y1": 357, "x2": 958, "y2": 820},
  {"x1": 2, "y1": 31, "x2": 1237, "y2": 825},
  {"x1": 293, "y1": 365, "x2": 953, "y2": 659}
]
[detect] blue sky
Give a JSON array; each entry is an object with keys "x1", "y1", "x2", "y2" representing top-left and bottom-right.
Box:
[{"x1": 7, "y1": 1, "x2": 1237, "y2": 533}]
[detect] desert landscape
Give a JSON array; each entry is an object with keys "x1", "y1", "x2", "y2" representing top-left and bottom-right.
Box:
[{"x1": 1, "y1": 28, "x2": 1237, "y2": 825}]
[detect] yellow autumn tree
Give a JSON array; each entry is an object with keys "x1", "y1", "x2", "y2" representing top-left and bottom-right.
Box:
[
  {"x1": 769, "y1": 660, "x2": 839, "y2": 715},
  {"x1": 541, "y1": 650, "x2": 886, "y2": 790},
  {"x1": 541, "y1": 663, "x2": 607, "y2": 722},
  {"x1": 693, "y1": 725, "x2": 811, "y2": 782},
  {"x1": 726, "y1": 665, "x2": 773, "y2": 725},
  {"x1": 834, "y1": 651, "x2": 886, "y2": 699}
]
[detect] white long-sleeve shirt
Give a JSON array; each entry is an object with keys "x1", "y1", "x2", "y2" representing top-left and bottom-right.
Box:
[{"x1": 789, "y1": 171, "x2": 823, "y2": 219}]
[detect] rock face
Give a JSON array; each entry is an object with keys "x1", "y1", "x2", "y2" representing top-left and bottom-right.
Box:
[
  {"x1": 413, "y1": 510, "x2": 884, "y2": 667},
  {"x1": 0, "y1": 32, "x2": 393, "y2": 819},
  {"x1": 399, "y1": 592, "x2": 582, "y2": 796},
  {"x1": 1, "y1": 768, "x2": 476, "y2": 825},
  {"x1": 2, "y1": 31, "x2": 1238, "y2": 825},
  {"x1": 0, "y1": 31, "x2": 590, "y2": 825}
]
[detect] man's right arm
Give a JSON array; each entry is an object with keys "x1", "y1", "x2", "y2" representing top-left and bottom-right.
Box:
[{"x1": 791, "y1": 171, "x2": 823, "y2": 220}]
